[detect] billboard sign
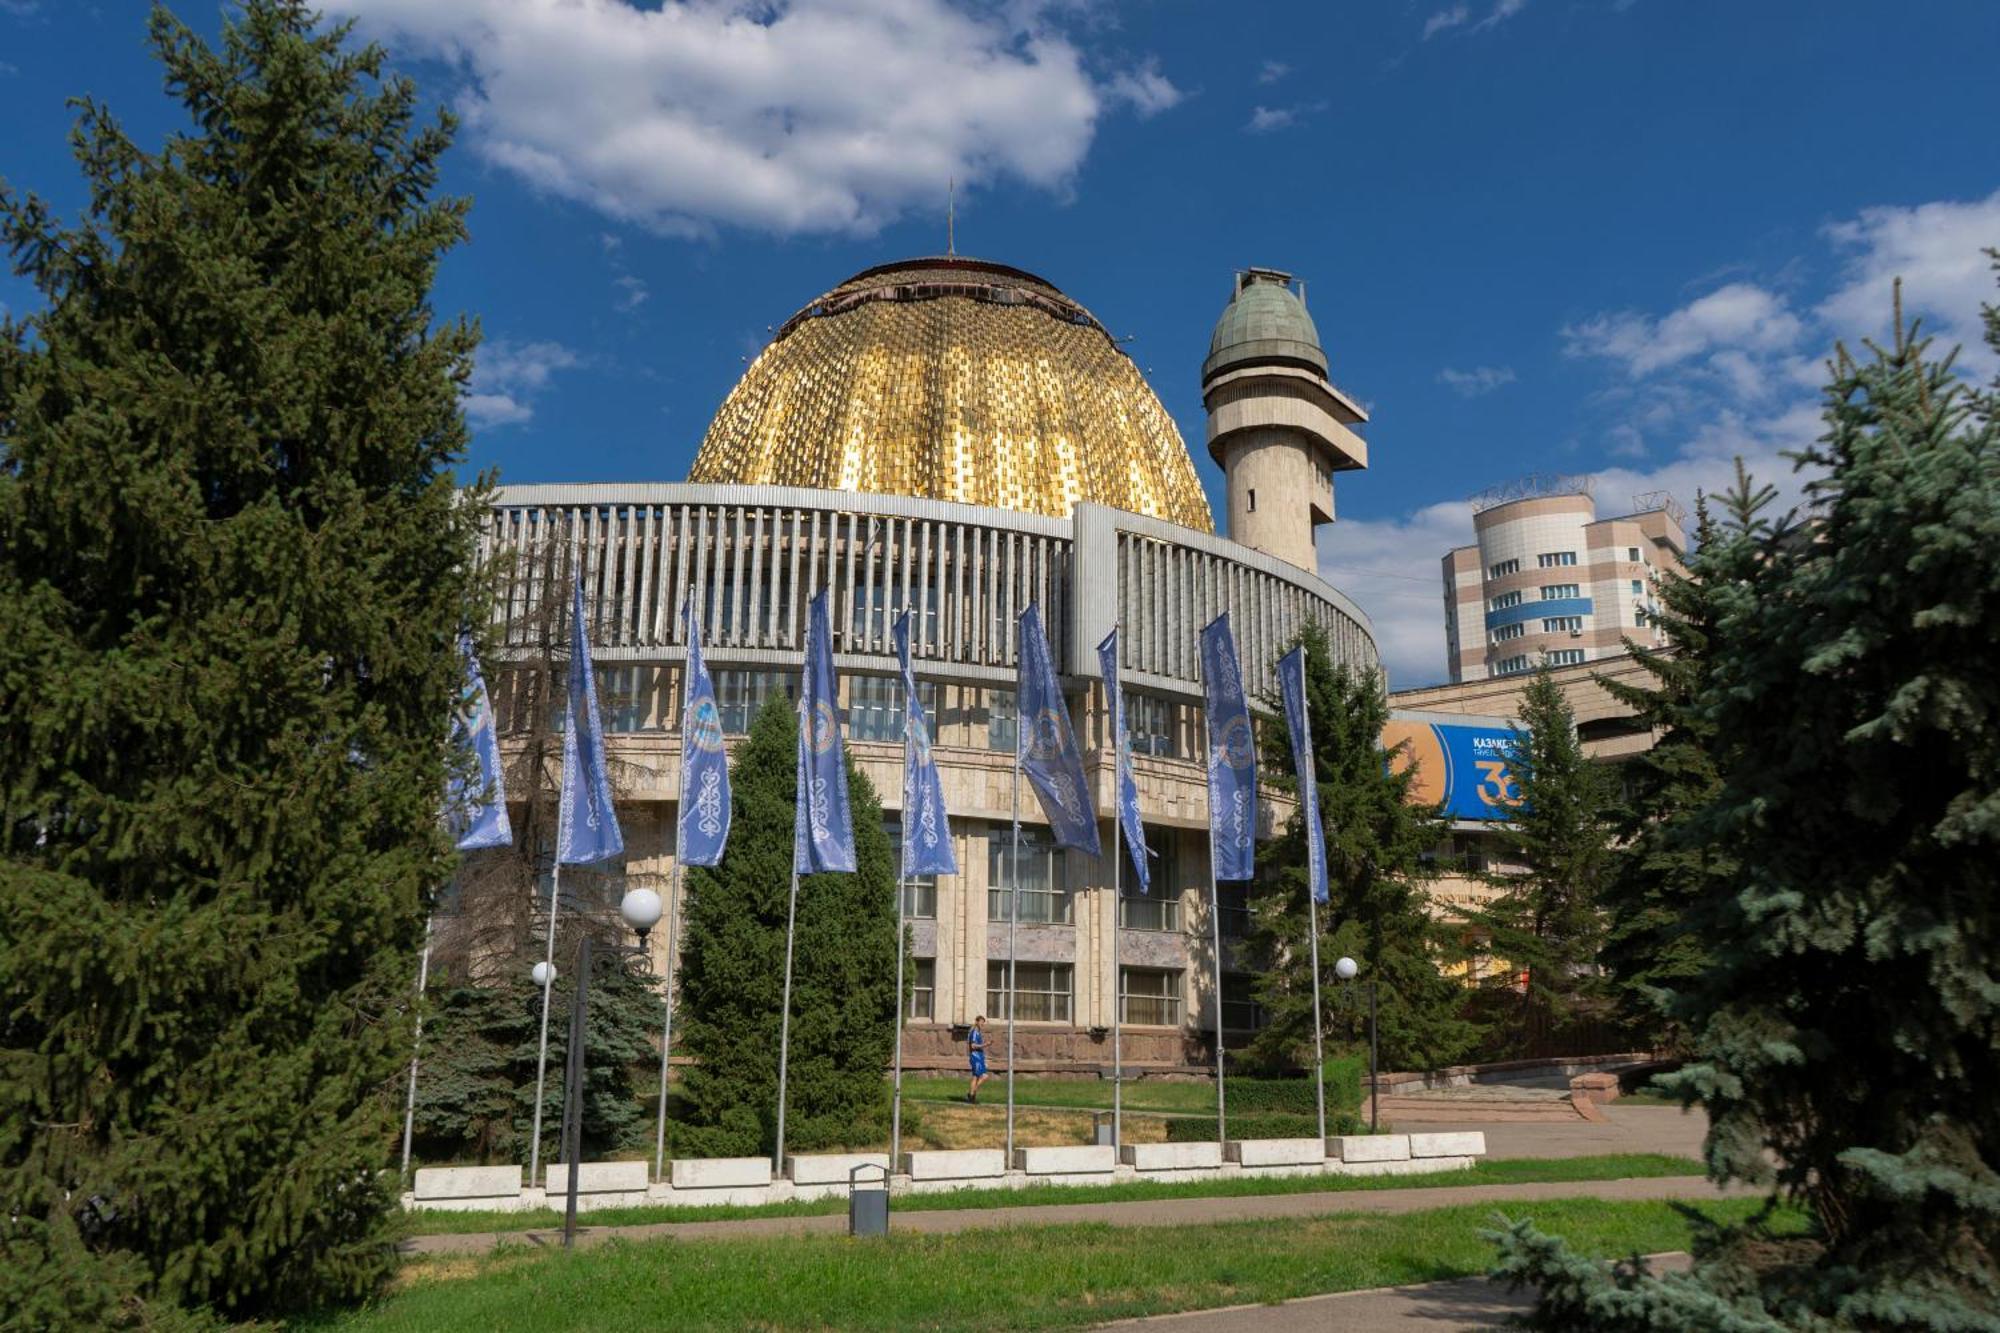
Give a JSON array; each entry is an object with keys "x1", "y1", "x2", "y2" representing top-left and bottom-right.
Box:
[{"x1": 1382, "y1": 719, "x2": 1524, "y2": 821}]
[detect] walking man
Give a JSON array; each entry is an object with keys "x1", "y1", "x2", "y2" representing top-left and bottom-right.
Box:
[{"x1": 967, "y1": 1015, "x2": 989, "y2": 1104}]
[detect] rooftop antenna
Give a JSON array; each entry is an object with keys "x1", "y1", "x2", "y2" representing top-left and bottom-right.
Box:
[{"x1": 947, "y1": 177, "x2": 956, "y2": 257}]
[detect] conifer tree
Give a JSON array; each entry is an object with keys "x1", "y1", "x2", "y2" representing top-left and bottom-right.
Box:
[
  {"x1": 0, "y1": 3, "x2": 480, "y2": 1324},
  {"x1": 1246, "y1": 624, "x2": 1479, "y2": 1073},
  {"x1": 1493, "y1": 277, "x2": 2000, "y2": 1327},
  {"x1": 674, "y1": 699, "x2": 899, "y2": 1156},
  {"x1": 1473, "y1": 668, "x2": 1615, "y2": 1049}
]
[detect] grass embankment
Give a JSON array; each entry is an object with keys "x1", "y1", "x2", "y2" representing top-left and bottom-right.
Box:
[
  {"x1": 333, "y1": 1195, "x2": 1802, "y2": 1331},
  {"x1": 902, "y1": 1074, "x2": 1222, "y2": 1113},
  {"x1": 394, "y1": 1152, "x2": 1704, "y2": 1237}
]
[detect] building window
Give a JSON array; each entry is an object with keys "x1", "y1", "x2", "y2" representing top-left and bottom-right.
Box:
[
  {"x1": 1490, "y1": 622, "x2": 1526, "y2": 644},
  {"x1": 1487, "y1": 558, "x2": 1519, "y2": 578},
  {"x1": 1221, "y1": 974, "x2": 1266, "y2": 1032},
  {"x1": 987, "y1": 689, "x2": 1018, "y2": 753},
  {"x1": 1627, "y1": 546, "x2": 1640, "y2": 563},
  {"x1": 1636, "y1": 608, "x2": 1649, "y2": 628},
  {"x1": 1489, "y1": 590, "x2": 1524, "y2": 611},
  {"x1": 1631, "y1": 579, "x2": 1644, "y2": 597},
  {"x1": 1120, "y1": 967, "x2": 1183, "y2": 1026},
  {"x1": 1247, "y1": 488, "x2": 1257, "y2": 513},
  {"x1": 848, "y1": 676, "x2": 940, "y2": 745},
  {"x1": 987, "y1": 961, "x2": 1072, "y2": 1023},
  {"x1": 1216, "y1": 883, "x2": 1252, "y2": 938},
  {"x1": 1540, "y1": 584, "x2": 1581, "y2": 600},
  {"x1": 1547, "y1": 649, "x2": 1586, "y2": 666},
  {"x1": 1542, "y1": 616, "x2": 1584, "y2": 634},
  {"x1": 715, "y1": 669, "x2": 793, "y2": 734},
  {"x1": 596, "y1": 665, "x2": 660, "y2": 732},
  {"x1": 1494, "y1": 655, "x2": 1531, "y2": 676},
  {"x1": 1536, "y1": 551, "x2": 1577, "y2": 568},
  {"x1": 1120, "y1": 829, "x2": 1180, "y2": 930},
  {"x1": 988, "y1": 827, "x2": 1068, "y2": 924},
  {"x1": 1127, "y1": 692, "x2": 1178, "y2": 758},
  {"x1": 907, "y1": 958, "x2": 935, "y2": 1020},
  {"x1": 883, "y1": 818, "x2": 939, "y2": 917}
]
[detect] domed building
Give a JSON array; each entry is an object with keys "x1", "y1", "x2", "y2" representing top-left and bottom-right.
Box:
[{"x1": 484, "y1": 256, "x2": 1378, "y2": 1071}]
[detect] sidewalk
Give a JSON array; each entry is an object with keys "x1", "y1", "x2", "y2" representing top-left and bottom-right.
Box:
[
  {"x1": 401, "y1": 1175, "x2": 1745, "y2": 1257},
  {"x1": 1411, "y1": 1104, "x2": 1706, "y2": 1160}
]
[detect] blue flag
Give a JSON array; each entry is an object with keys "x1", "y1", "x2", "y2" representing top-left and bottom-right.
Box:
[
  {"x1": 1200, "y1": 613, "x2": 1257, "y2": 881},
  {"x1": 1095, "y1": 628, "x2": 1149, "y2": 893},
  {"x1": 1017, "y1": 604, "x2": 1100, "y2": 855},
  {"x1": 448, "y1": 634, "x2": 514, "y2": 852},
  {"x1": 794, "y1": 591, "x2": 856, "y2": 874},
  {"x1": 1277, "y1": 646, "x2": 1328, "y2": 905},
  {"x1": 558, "y1": 571, "x2": 624, "y2": 866},
  {"x1": 896, "y1": 612, "x2": 958, "y2": 878},
  {"x1": 677, "y1": 599, "x2": 731, "y2": 868}
]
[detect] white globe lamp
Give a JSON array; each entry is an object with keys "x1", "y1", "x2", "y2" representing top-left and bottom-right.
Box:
[
  {"x1": 1334, "y1": 956, "x2": 1359, "y2": 981},
  {"x1": 531, "y1": 960, "x2": 555, "y2": 988},
  {"x1": 620, "y1": 887, "x2": 664, "y2": 945}
]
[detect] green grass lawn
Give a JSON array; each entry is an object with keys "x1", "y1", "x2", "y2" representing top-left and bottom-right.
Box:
[
  {"x1": 326, "y1": 1195, "x2": 1800, "y2": 1331},
  {"x1": 900, "y1": 1073, "x2": 1222, "y2": 1113},
  {"x1": 393, "y1": 1152, "x2": 1704, "y2": 1237}
]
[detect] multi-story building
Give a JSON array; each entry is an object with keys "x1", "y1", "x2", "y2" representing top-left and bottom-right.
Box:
[{"x1": 1440, "y1": 477, "x2": 1685, "y2": 683}]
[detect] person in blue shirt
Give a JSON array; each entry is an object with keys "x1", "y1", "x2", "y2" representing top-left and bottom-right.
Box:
[{"x1": 966, "y1": 1015, "x2": 989, "y2": 1104}]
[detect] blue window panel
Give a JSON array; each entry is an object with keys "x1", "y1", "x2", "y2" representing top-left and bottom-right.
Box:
[{"x1": 1485, "y1": 597, "x2": 1592, "y2": 630}]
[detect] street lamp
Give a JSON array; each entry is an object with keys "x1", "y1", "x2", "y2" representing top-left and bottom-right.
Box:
[
  {"x1": 1334, "y1": 957, "x2": 1379, "y2": 1132},
  {"x1": 551, "y1": 888, "x2": 660, "y2": 1249},
  {"x1": 532, "y1": 961, "x2": 556, "y2": 988}
]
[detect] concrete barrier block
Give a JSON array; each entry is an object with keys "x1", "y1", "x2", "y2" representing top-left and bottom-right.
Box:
[
  {"x1": 1330, "y1": 1134, "x2": 1412, "y2": 1164},
  {"x1": 544, "y1": 1161, "x2": 650, "y2": 1195},
  {"x1": 1014, "y1": 1145, "x2": 1117, "y2": 1176},
  {"x1": 1226, "y1": 1138, "x2": 1328, "y2": 1168},
  {"x1": 786, "y1": 1153, "x2": 891, "y2": 1187},
  {"x1": 1408, "y1": 1131, "x2": 1486, "y2": 1159},
  {"x1": 671, "y1": 1157, "x2": 773, "y2": 1190},
  {"x1": 1121, "y1": 1142, "x2": 1224, "y2": 1171},
  {"x1": 412, "y1": 1164, "x2": 523, "y2": 1202},
  {"x1": 899, "y1": 1149, "x2": 1008, "y2": 1181}
]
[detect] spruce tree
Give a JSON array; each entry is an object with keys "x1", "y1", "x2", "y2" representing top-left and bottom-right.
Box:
[
  {"x1": 674, "y1": 699, "x2": 899, "y2": 1157},
  {"x1": 0, "y1": 3, "x2": 480, "y2": 1324},
  {"x1": 1245, "y1": 623, "x2": 1479, "y2": 1073},
  {"x1": 1493, "y1": 280, "x2": 2000, "y2": 1327},
  {"x1": 1596, "y1": 495, "x2": 1732, "y2": 1049},
  {"x1": 1473, "y1": 667, "x2": 1616, "y2": 1050}
]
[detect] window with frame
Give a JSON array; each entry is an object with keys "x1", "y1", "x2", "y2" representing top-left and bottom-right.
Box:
[
  {"x1": 1630, "y1": 579, "x2": 1644, "y2": 597},
  {"x1": 715, "y1": 669, "x2": 793, "y2": 735},
  {"x1": 907, "y1": 958, "x2": 935, "y2": 1020},
  {"x1": 849, "y1": 676, "x2": 939, "y2": 745},
  {"x1": 1120, "y1": 829, "x2": 1180, "y2": 930},
  {"x1": 1216, "y1": 882, "x2": 1252, "y2": 938},
  {"x1": 1542, "y1": 616, "x2": 1584, "y2": 634},
  {"x1": 1487, "y1": 558, "x2": 1519, "y2": 578},
  {"x1": 1126, "y1": 692, "x2": 1178, "y2": 758},
  {"x1": 1540, "y1": 584, "x2": 1581, "y2": 600},
  {"x1": 1489, "y1": 590, "x2": 1524, "y2": 611},
  {"x1": 987, "y1": 961, "x2": 1072, "y2": 1022},
  {"x1": 1490, "y1": 622, "x2": 1525, "y2": 644},
  {"x1": 883, "y1": 817, "x2": 940, "y2": 917},
  {"x1": 1536, "y1": 551, "x2": 1577, "y2": 567},
  {"x1": 1221, "y1": 973, "x2": 1266, "y2": 1032},
  {"x1": 1494, "y1": 655, "x2": 1531, "y2": 676},
  {"x1": 1627, "y1": 546, "x2": 1640, "y2": 562},
  {"x1": 988, "y1": 827, "x2": 1068, "y2": 923},
  {"x1": 1120, "y1": 967, "x2": 1183, "y2": 1026},
  {"x1": 1546, "y1": 648, "x2": 1586, "y2": 666},
  {"x1": 596, "y1": 665, "x2": 660, "y2": 732},
  {"x1": 987, "y1": 689, "x2": 1018, "y2": 753}
]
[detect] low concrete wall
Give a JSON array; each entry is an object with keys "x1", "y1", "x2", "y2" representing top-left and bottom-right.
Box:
[
  {"x1": 899, "y1": 1149, "x2": 1011, "y2": 1192},
  {"x1": 544, "y1": 1161, "x2": 650, "y2": 1210},
  {"x1": 1227, "y1": 1138, "x2": 1326, "y2": 1169},
  {"x1": 409, "y1": 1165, "x2": 523, "y2": 1212},
  {"x1": 787, "y1": 1153, "x2": 891, "y2": 1201},
  {"x1": 1014, "y1": 1145, "x2": 1118, "y2": 1178}
]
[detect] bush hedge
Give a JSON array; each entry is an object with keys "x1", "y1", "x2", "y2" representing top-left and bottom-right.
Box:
[{"x1": 1223, "y1": 1057, "x2": 1366, "y2": 1117}]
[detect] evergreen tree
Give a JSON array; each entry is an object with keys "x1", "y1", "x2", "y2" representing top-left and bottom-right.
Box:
[
  {"x1": 1473, "y1": 668, "x2": 1616, "y2": 1050},
  {"x1": 1245, "y1": 624, "x2": 1479, "y2": 1073},
  {"x1": 0, "y1": 3, "x2": 480, "y2": 1324},
  {"x1": 674, "y1": 699, "x2": 899, "y2": 1157},
  {"x1": 1494, "y1": 280, "x2": 2000, "y2": 1327},
  {"x1": 1595, "y1": 495, "x2": 1733, "y2": 1049}
]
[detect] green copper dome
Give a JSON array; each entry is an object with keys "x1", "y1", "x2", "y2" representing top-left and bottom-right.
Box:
[{"x1": 1202, "y1": 268, "x2": 1327, "y2": 384}]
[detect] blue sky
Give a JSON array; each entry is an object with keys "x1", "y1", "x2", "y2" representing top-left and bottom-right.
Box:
[{"x1": 3, "y1": 1, "x2": 1997, "y2": 685}]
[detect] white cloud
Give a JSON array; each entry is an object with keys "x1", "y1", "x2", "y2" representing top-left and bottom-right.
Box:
[
  {"x1": 1422, "y1": 5, "x2": 1469, "y2": 39},
  {"x1": 1563, "y1": 282, "x2": 1805, "y2": 377},
  {"x1": 1473, "y1": 0, "x2": 1528, "y2": 33},
  {"x1": 1245, "y1": 100, "x2": 1325, "y2": 134},
  {"x1": 466, "y1": 338, "x2": 580, "y2": 430},
  {"x1": 1256, "y1": 59, "x2": 1290, "y2": 85},
  {"x1": 331, "y1": 0, "x2": 1175, "y2": 237},
  {"x1": 1818, "y1": 187, "x2": 2000, "y2": 372},
  {"x1": 613, "y1": 274, "x2": 650, "y2": 313},
  {"x1": 1438, "y1": 365, "x2": 1516, "y2": 396}
]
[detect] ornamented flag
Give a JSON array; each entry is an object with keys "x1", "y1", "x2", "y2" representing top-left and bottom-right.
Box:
[
  {"x1": 448, "y1": 633, "x2": 513, "y2": 852},
  {"x1": 677, "y1": 600, "x2": 731, "y2": 868},
  {"x1": 1200, "y1": 613, "x2": 1257, "y2": 881},
  {"x1": 895, "y1": 612, "x2": 958, "y2": 878},
  {"x1": 1095, "y1": 627, "x2": 1149, "y2": 893},
  {"x1": 794, "y1": 591, "x2": 856, "y2": 874},
  {"x1": 559, "y1": 571, "x2": 624, "y2": 865},
  {"x1": 1017, "y1": 604, "x2": 1100, "y2": 855},
  {"x1": 1277, "y1": 646, "x2": 1328, "y2": 905}
]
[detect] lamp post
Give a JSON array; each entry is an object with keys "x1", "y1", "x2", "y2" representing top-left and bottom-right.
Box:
[
  {"x1": 1334, "y1": 956, "x2": 1379, "y2": 1132},
  {"x1": 552, "y1": 886, "x2": 661, "y2": 1250}
]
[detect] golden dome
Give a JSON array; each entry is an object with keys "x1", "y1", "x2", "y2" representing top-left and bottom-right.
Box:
[{"x1": 689, "y1": 257, "x2": 1214, "y2": 531}]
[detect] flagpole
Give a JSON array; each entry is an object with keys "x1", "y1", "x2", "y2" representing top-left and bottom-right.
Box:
[
  {"x1": 775, "y1": 869, "x2": 800, "y2": 1176},
  {"x1": 528, "y1": 837, "x2": 565, "y2": 1188},
  {"x1": 1006, "y1": 740, "x2": 1022, "y2": 1163},
  {"x1": 399, "y1": 912, "x2": 434, "y2": 1184},
  {"x1": 1208, "y1": 858, "x2": 1227, "y2": 1151},
  {"x1": 652, "y1": 860, "x2": 682, "y2": 1182},
  {"x1": 1111, "y1": 813, "x2": 1123, "y2": 1151},
  {"x1": 891, "y1": 870, "x2": 908, "y2": 1170}
]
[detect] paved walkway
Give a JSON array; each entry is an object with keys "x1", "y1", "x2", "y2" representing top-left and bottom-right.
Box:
[
  {"x1": 1097, "y1": 1253, "x2": 1695, "y2": 1331},
  {"x1": 402, "y1": 1175, "x2": 1743, "y2": 1257},
  {"x1": 1412, "y1": 1104, "x2": 1706, "y2": 1160}
]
